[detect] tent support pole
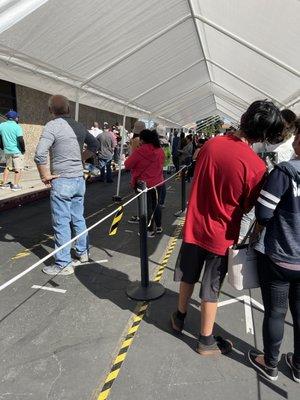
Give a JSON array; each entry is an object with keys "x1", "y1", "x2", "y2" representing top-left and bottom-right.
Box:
[
  {"x1": 113, "y1": 106, "x2": 127, "y2": 202},
  {"x1": 195, "y1": 14, "x2": 300, "y2": 78},
  {"x1": 75, "y1": 91, "x2": 80, "y2": 121}
]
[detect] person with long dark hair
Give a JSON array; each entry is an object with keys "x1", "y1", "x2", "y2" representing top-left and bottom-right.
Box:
[
  {"x1": 125, "y1": 129, "x2": 165, "y2": 237},
  {"x1": 249, "y1": 118, "x2": 300, "y2": 383}
]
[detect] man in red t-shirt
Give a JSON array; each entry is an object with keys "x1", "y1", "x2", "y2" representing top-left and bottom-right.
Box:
[{"x1": 171, "y1": 101, "x2": 284, "y2": 355}]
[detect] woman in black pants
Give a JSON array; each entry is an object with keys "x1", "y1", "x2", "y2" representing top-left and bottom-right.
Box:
[
  {"x1": 249, "y1": 118, "x2": 300, "y2": 383},
  {"x1": 124, "y1": 129, "x2": 165, "y2": 238}
]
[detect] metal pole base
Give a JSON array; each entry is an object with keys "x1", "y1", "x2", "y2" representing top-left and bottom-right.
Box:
[
  {"x1": 126, "y1": 282, "x2": 165, "y2": 301},
  {"x1": 113, "y1": 195, "x2": 123, "y2": 202}
]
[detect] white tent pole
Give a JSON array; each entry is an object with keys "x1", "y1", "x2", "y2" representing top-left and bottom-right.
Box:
[
  {"x1": 285, "y1": 96, "x2": 300, "y2": 108},
  {"x1": 115, "y1": 105, "x2": 127, "y2": 199},
  {"x1": 166, "y1": 95, "x2": 215, "y2": 118},
  {"x1": 197, "y1": 115, "x2": 220, "y2": 127},
  {"x1": 194, "y1": 14, "x2": 300, "y2": 78},
  {"x1": 74, "y1": 90, "x2": 80, "y2": 121},
  {"x1": 186, "y1": 0, "x2": 217, "y2": 111},
  {"x1": 207, "y1": 59, "x2": 286, "y2": 107},
  {"x1": 130, "y1": 58, "x2": 205, "y2": 103},
  {"x1": 80, "y1": 15, "x2": 191, "y2": 87},
  {"x1": 152, "y1": 81, "x2": 210, "y2": 113},
  {"x1": 216, "y1": 103, "x2": 242, "y2": 120},
  {"x1": 148, "y1": 113, "x2": 152, "y2": 129},
  {"x1": 212, "y1": 82, "x2": 250, "y2": 106}
]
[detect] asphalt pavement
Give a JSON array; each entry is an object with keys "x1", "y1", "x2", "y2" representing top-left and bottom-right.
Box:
[{"x1": 0, "y1": 174, "x2": 298, "y2": 400}]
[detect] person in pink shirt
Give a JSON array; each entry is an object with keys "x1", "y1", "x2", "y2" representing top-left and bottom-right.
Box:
[{"x1": 125, "y1": 129, "x2": 165, "y2": 238}]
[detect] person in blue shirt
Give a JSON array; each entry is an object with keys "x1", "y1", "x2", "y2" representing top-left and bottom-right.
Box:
[{"x1": 0, "y1": 110, "x2": 25, "y2": 191}]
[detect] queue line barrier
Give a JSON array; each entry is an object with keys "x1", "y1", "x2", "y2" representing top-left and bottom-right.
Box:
[{"x1": 0, "y1": 165, "x2": 189, "y2": 298}]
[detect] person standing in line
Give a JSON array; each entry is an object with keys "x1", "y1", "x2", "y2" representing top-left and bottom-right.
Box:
[
  {"x1": 157, "y1": 125, "x2": 171, "y2": 208},
  {"x1": 178, "y1": 133, "x2": 193, "y2": 166},
  {"x1": 253, "y1": 109, "x2": 296, "y2": 165},
  {"x1": 248, "y1": 118, "x2": 300, "y2": 383},
  {"x1": 35, "y1": 95, "x2": 99, "y2": 276},
  {"x1": 240, "y1": 109, "x2": 297, "y2": 240},
  {"x1": 129, "y1": 120, "x2": 146, "y2": 155},
  {"x1": 171, "y1": 130, "x2": 180, "y2": 172},
  {"x1": 96, "y1": 123, "x2": 115, "y2": 183},
  {"x1": 171, "y1": 100, "x2": 284, "y2": 356},
  {"x1": 89, "y1": 121, "x2": 103, "y2": 138},
  {"x1": 127, "y1": 120, "x2": 146, "y2": 224},
  {"x1": 125, "y1": 129, "x2": 165, "y2": 237},
  {"x1": 0, "y1": 110, "x2": 25, "y2": 191}
]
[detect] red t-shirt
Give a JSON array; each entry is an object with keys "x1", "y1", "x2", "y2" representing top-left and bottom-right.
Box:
[{"x1": 183, "y1": 134, "x2": 266, "y2": 255}]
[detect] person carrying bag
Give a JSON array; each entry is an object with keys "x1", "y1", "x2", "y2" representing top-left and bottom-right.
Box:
[{"x1": 247, "y1": 120, "x2": 300, "y2": 383}]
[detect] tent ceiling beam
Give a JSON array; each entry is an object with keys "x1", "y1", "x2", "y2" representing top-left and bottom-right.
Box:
[
  {"x1": 80, "y1": 14, "x2": 191, "y2": 87},
  {"x1": 130, "y1": 58, "x2": 205, "y2": 103},
  {"x1": 215, "y1": 102, "x2": 242, "y2": 120},
  {"x1": 0, "y1": 54, "x2": 181, "y2": 125},
  {"x1": 166, "y1": 94, "x2": 215, "y2": 118},
  {"x1": 152, "y1": 81, "x2": 210, "y2": 113},
  {"x1": 207, "y1": 59, "x2": 286, "y2": 107},
  {"x1": 186, "y1": 0, "x2": 217, "y2": 111},
  {"x1": 197, "y1": 115, "x2": 220, "y2": 128},
  {"x1": 195, "y1": 14, "x2": 300, "y2": 78},
  {"x1": 174, "y1": 106, "x2": 217, "y2": 125},
  {"x1": 212, "y1": 81, "x2": 250, "y2": 107}
]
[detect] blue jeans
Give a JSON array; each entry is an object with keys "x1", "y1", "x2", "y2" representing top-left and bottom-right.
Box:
[
  {"x1": 50, "y1": 177, "x2": 88, "y2": 267},
  {"x1": 99, "y1": 158, "x2": 112, "y2": 182}
]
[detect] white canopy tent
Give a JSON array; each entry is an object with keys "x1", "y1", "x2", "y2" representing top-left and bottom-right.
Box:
[{"x1": 0, "y1": 0, "x2": 299, "y2": 127}]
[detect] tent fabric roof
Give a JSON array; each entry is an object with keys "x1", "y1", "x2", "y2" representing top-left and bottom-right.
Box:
[{"x1": 0, "y1": 0, "x2": 299, "y2": 126}]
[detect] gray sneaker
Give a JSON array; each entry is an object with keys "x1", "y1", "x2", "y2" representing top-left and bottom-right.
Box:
[
  {"x1": 73, "y1": 252, "x2": 89, "y2": 266},
  {"x1": 11, "y1": 184, "x2": 22, "y2": 191},
  {"x1": 42, "y1": 264, "x2": 74, "y2": 276},
  {"x1": 0, "y1": 183, "x2": 11, "y2": 189}
]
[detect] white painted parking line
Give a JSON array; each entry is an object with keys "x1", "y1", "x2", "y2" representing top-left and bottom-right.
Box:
[
  {"x1": 243, "y1": 295, "x2": 254, "y2": 334},
  {"x1": 32, "y1": 285, "x2": 66, "y2": 293},
  {"x1": 218, "y1": 295, "x2": 263, "y2": 335}
]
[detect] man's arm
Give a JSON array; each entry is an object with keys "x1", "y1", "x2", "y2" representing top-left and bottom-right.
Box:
[
  {"x1": 16, "y1": 125, "x2": 25, "y2": 154},
  {"x1": 17, "y1": 136, "x2": 25, "y2": 154},
  {"x1": 34, "y1": 126, "x2": 59, "y2": 185}
]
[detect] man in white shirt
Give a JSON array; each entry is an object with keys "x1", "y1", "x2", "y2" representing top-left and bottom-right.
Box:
[{"x1": 89, "y1": 122, "x2": 102, "y2": 138}]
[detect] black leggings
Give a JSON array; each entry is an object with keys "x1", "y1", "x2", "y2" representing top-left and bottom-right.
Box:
[
  {"x1": 257, "y1": 253, "x2": 300, "y2": 368},
  {"x1": 147, "y1": 187, "x2": 162, "y2": 231}
]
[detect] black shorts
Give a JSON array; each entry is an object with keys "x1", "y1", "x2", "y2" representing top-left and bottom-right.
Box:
[{"x1": 176, "y1": 242, "x2": 228, "y2": 302}]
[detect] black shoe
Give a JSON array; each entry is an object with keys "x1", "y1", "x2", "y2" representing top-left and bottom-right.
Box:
[
  {"x1": 248, "y1": 350, "x2": 278, "y2": 381},
  {"x1": 197, "y1": 335, "x2": 233, "y2": 356},
  {"x1": 170, "y1": 311, "x2": 184, "y2": 332},
  {"x1": 285, "y1": 353, "x2": 300, "y2": 383}
]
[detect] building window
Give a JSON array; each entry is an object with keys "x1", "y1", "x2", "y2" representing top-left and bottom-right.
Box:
[{"x1": 0, "y1": 79, "x2": 17, "y2": 117}]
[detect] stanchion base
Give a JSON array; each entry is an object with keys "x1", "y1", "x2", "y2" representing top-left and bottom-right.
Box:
[
  {"x1": 174, "y1": 209, "x2": 186, "y2": 217},
  {"x1": 126, "y1": 282, "x2": 165, "y2": 301},
  {"x1": 113, "y1": 195, "x2": 123, "y2": 202}
]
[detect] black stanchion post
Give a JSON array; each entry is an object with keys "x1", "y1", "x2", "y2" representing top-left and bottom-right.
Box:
[{"x1": 126, "y1": 181, "x2": 165, "y2": 301}]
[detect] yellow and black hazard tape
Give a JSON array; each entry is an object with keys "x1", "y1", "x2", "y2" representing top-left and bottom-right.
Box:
[
  {"x1": 96, "y1": 219, "x2": 184, "y2": 400},
  {"x1": 109, "y1": 206, "x2": 124, "y2": 236}
]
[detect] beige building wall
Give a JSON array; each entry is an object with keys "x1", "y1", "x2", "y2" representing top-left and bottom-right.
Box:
[{"x1": 15, "y1": 85, "x2": 136, "y2": 167}]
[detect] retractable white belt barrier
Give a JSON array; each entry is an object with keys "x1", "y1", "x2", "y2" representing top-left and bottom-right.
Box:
[{"x1": 0, "y1": 165, "x2": 189, "y2": 301}]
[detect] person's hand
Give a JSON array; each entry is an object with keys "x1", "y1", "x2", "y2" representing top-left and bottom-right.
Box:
[{"x1": 41, "y1": 174, "x2": 60, "y2": 186}]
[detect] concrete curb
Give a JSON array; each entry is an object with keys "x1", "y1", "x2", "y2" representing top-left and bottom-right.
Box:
[{"x1": 0, "y1": 170, "x2": 125, "y2": 212}]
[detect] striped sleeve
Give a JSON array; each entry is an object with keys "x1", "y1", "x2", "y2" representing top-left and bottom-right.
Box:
[{"x1": 255, "y1": 167, "x2": 289, "y2": 224}]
